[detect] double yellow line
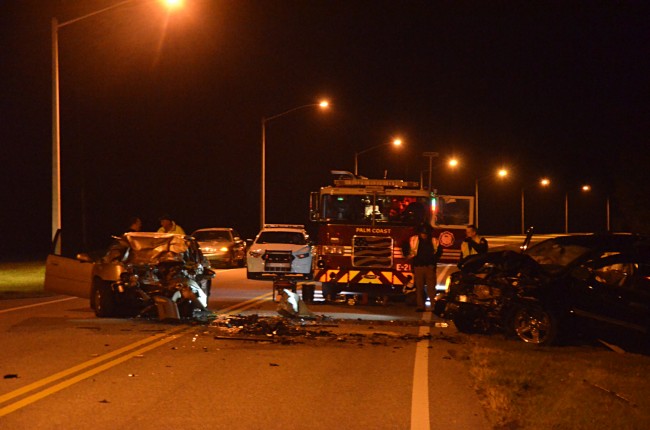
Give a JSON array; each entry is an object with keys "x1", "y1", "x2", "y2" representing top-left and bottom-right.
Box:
[{"x1": 0, "y1": 292, "x2": 271, "y2": 417}]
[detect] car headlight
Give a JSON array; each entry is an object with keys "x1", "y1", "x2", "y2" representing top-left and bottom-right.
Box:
[
  {"x1": 219, "y1": 246, "x2": 229, "y2": 252},
  {"x1": 249, "y1": 249, "x2": 264, "y2": 258}
]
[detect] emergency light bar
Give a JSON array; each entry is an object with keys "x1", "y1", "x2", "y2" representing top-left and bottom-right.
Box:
[
  {"x1": 263, "y1": 224, "x2": 306, "y2": 230},
  {"x1": 333, "y1": 179, "x2": 420, "y2": 189}
]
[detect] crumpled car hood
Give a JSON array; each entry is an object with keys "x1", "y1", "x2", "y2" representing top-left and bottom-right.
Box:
[{"x1": 123, "y1": 233, "x2": 190, "y2": 265}]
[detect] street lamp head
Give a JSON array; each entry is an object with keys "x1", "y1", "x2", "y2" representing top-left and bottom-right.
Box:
[
  {"x1": 162, "y1": 0, "x2": 183, "y2": 8},
  {"x1": 540, "y1": 178, "x2": 550, "y2": 186},
  {"x1": 448, "y1": 158, "x2": 459, "y2": 168},
  {"x1": 498, "y1": 168, "x2": 508, "y2": 178},
  {"x1": 582, "y1": 184, "x2": 591, "y2": 192},
  {"x1": 392, "y1": 138, "x2": 402, "y2": 147},
  {"x1": 319, "y1": 100, "x2": 329, "y2": 108}
]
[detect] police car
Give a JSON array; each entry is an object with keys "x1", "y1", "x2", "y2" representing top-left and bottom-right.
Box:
[{"x1": 246, "y1": 224, "x2": 313, "y2": 280}]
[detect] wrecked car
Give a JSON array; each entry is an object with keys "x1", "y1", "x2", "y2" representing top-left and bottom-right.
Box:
[
  {"x1": 434, "y1": 233, "x2": 650, "y2": 345},
  {"x1": 45, "y1": 231, "x2": 215, "y2": 321}
]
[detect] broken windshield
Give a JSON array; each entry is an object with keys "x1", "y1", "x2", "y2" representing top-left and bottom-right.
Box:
[{"x1": 526, "y1": 239, "x2": 591, "y2": 273}]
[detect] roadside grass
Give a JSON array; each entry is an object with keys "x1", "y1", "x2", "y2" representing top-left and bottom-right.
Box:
[
  {"x1": 465, "y1": 335, "x2": 650, "y2": 429},
  {"x1": 0, "y1": 261, "x2": 49, "y2": 298}
]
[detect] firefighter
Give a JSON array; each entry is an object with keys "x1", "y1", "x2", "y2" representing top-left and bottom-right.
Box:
[
  {"x1": 407, "y1": 224, "x2": 443, "y2": 312},
  {"x1": 459, "y1": 224, "x2": 488, "y2": 265}
]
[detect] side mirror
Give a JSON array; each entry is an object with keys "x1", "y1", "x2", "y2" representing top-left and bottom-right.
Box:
[
  {"x1": 76, "y1": 253, "x2": 93, "y2": 263},
  {"x1": 571, "y1": 266, "x2": 591, "y2": 281}
]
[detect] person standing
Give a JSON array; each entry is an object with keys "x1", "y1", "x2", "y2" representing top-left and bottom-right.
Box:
[
  {"x1": 408, "y1": 224, "x2": 443, "y2": 312},
  {"x1": 126, "y1": 216, "x2": 142, "y2": 233},
  {"x1": 158, "y1": 214, "x2": 186, "y2": 235},
  {"x1": 459, "y1": 224, "x2": 488, "y2": 264}
]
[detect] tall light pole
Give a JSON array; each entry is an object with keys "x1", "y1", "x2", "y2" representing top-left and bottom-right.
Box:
[
  {"x1": 261, "y1": 100, "x2": 329, "y2": 229},
  {"x1": 354, "y1": 138, "x2": 403, "y2": 177},
  {"x1": 419, "y1": 157, "x2": 459, "y2": 190},
  {"x1": 565, "y1": 184, "x2": 592, "y2": 234},
  {"x1": 422, "y1": 151, "x2": 439, "y2": 191},
  {"x1": 521, "y1": 177, "x2": 550, "y2": 234},
  {"x1": 475, "y1": 168, "x2": 508, "y2": 229},
  {"x1": 51, "y1": 0, "x2": 181, "y2": 243}
]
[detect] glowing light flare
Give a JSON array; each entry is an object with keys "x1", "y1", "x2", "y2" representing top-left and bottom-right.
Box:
[
  {"x1": 540, "y1": 178, "x2": 550, "y2": 186},
  {"x1": 162, "y1": 0, "x2": 184, "y2": 9},
  {"x1": 448, "y1": 158, "x2": 459, "y2": 168},
  {"x1": 319, "y1": 100, "x2": 329, "y2": 108},
  {"x1": 582, "y1": 185, "x2": 591, "y2": 192},
  {"x1": 498, "y1": 168, "x2": 509, "y2": 178},
  {"x1": 392, "y1": 138, "x2": 403, "y2": 147}
]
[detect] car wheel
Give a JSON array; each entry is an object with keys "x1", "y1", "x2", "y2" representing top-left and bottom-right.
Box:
[
  {"x1": 246, "y1": 270, "x2": 255, "y2": 280},
  {"x1": 94, "y1": 283, "x2": 116, "y2": 317},
  {"x1": 512, "y1": 305, "x2": 558, "y2": 345}
]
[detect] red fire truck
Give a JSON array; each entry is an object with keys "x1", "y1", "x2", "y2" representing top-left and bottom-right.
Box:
[{"x1": 309, "y1": 172, "x2": 474, "y2": 300}]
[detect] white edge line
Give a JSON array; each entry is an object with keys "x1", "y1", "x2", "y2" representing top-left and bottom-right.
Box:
[
  {"x1": 0, "y1": 296, "x2": 79, "y2": 315},
  {"x1": 410, "y1": 311, "x2": 432, "y2": 429}
]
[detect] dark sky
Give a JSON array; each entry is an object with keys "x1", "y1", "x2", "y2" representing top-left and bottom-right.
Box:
[{"x1": 1, "y1": 0, "x2": 648, "y2": 258}]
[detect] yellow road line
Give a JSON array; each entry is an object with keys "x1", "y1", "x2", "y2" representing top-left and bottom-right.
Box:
[
  {"x1": 0, "y1": 329, "x2": 188, "y2": 417},
  {"x1": 214, "y1": 292, "x2": 272, "y2": 314},
  {"x1": 0, "y1": 325, "x2": 187, "y2": 406},
  {"x1": 0, "y1": 293, "x2": 272, "y2": 417}
]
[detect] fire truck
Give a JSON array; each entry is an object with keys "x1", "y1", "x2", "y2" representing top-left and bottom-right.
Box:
[{"x1": 309, "y1": 171, "x2": 474, "y2": 301}]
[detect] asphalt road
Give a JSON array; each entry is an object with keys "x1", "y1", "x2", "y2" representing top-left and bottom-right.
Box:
[{"x1": 0, "y1": 266, "x2": 489, "y2": 429}]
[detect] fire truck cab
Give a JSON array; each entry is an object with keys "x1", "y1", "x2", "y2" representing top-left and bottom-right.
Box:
[{"x1": 310, "y1": 172, "x2": 474, "y2": 301}]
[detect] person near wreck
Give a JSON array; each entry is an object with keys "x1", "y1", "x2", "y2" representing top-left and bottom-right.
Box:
[
  {"x1": 459, "y1": 224, "x2": 488, "y2": 265},
  {"x1": 158, "y1": 214, "x2": 186, "y2": 235},
  {"x1": 126, "y1": 216, "x2": 142, "y2": 233},
  {"x1": 405, "y1": 224, "x2": 443, "y2": 312}
]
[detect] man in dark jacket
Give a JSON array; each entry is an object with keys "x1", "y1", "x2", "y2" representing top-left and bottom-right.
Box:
[{"x1": 407, "y1": 224, "x2": 443, "y2": 312}]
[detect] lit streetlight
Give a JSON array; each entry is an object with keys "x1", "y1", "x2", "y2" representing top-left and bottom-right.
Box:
[
  {"x1": 565, "y1": 184, "x2": 592, "y2": 234},
  {"x1": 419, "y1": 155, "x2": 459, "y2": 191},
  {"x1": 261, "y1": 100, "x2": 329, "y2": 228},
  {"x1": 521, "y1": 177, "x2": 551, "y2": 234},
  {"x1": 354, "y1": 138, "x2": 403, "y2": 177},
  {"x1": 475, "y1": 168, "x2": 509, "y2": 229},
  {"x1": 51, "y1": 0, "x2": 181, "y2": 244}
]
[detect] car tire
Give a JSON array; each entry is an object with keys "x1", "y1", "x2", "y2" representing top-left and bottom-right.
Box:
[
  {"x1": 94, "y1": 283, "x2": 116, "y2": 318},
  {"x1": 246, "y1": 270, "x2": 256, "y2": 280},
  {"x1": 512, "y1": 304, "x2": 558, "y2": 345}
]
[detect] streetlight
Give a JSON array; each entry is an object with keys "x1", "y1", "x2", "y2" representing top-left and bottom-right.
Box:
[
  {"x1": 565, "y1": 184, "x2": 591, "y2": 234},
  {"x1": 51, "y1": 0, "x2": 181, "y2": 244},
  {"x1": 354, "y1": 138, "x2": 403, "y2": 177},
  {"x1": 261, "y1": 100, "x2": 329, "y2": 228},
  {"x1": 475, "y1": 168, "x2": 508, "y2": 229},
  {"x1": 419, "y1": 156, "x2": 459, "y2": 191},
  {"x1": 521, "y1": 177, "x2": 551, "y2": 234}
]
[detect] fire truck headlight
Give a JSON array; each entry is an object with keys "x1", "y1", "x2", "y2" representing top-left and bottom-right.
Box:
[{"x1": 323, "y1": 246, "x2": 344, "y2": 255}]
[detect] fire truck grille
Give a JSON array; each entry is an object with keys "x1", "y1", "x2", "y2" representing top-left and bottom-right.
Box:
[
  {"x1": 264, "y1": 251, "x2": 294, "y2": 272},
  {"x1": 352, "y1": 236, "x2": 393, "y2": 268}
]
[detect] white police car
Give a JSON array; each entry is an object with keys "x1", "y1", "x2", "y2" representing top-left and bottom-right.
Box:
[{"x1": 246, "y1": 224, "x2": 313, "y2": 280}]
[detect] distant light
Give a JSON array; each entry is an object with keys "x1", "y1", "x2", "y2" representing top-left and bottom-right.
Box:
[
  {"x1": 582, "y1": 185, "x2": 591, "y2": 192},
  {"x1": 163, "y1": 0, "x2": 183, "y2": 8},
  {"x1": 319, "y1": 100, "x2": 329, "y2": 108},
  {"x1": 540, "y1": 178, "x2": 550, "y2": 186},
  {"x1": 392, "y1": 138, "x2": 403, "y2": 147},
  {"x1": 449, "y1": 158, "x2": 459, "y2": 168},
  {"x1": 498, "y1": 168, "x2": 508, "y2": 178}
]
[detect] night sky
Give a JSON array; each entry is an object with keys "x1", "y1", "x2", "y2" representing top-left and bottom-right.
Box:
[{"x1": 1, "y1": 0, "x2": 648, "y2": 259}]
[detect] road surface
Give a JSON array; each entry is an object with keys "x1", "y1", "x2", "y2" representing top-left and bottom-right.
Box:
[{"x1": 0, "y1": 266, "x2": 489, "y2": 429}]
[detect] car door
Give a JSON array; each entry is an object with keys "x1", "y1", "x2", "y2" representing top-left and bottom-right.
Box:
[
  {"x1": 44, "y1": 230, "x2": 94, "y2": 299},
  {"x1": 572, "y1": 255, "x2": 646, "y2": 333}
]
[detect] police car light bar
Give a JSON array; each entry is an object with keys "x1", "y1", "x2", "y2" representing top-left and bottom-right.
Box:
[{"x1": 263, "y1": 224, "x2": 305, "y2": 230}]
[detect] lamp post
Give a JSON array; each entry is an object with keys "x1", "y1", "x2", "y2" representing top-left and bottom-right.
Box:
[
  {"x1": 419, "y1": 157, "x2": 459, "y2": 190},
  {"x1": 521, "y1": 177, "x2": 550, "y2": 234},
  {"x1": 475, "y1": 168, "x2": 508, "y2": 229},
  {"x1": 564, "y1": 184, "x2": 592, "y2": 233},
  {"x1": 353, "y1": 138, "x2": 403, "y2": 177},
  {"x1": 261, "y1": 101, "x2": 329, "y2": 229},
  {"x1": 51, "y1": 0, "x2": 181, "y2": 243}
]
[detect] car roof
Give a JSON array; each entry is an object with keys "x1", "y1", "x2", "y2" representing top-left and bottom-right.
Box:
[{"x1": 532, "y1": 233, "x2": 646, "y2": 254}]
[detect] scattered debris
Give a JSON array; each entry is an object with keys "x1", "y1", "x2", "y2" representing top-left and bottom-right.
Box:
[
  {"x1": 277, "y1": 289, "x2": 314, "y2": 318},
  {"x1": 3, "y1": 374, "x2": 19, "y2": 379},
  {"x1": 99, "y1": 399, "x2": 110, "y2": 404},
  {"x1": 598, "y1": 339, "x2": 626, "y2": 354},
  {"x1": 583, "y1": 379, "x2": 637, "y2": 406},
  {"x1": 269, "y1": 363, "x2": 280, "y2": 367},
  {"x1": 128, "y1": 373, "x2": 138, "y2": 377}
]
